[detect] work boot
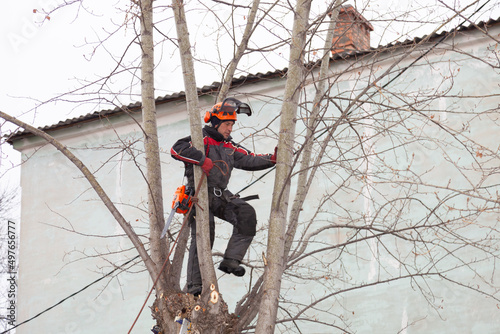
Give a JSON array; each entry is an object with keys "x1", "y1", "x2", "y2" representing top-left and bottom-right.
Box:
[
  {"x1": 218, "y1": 258, "x2": 246, "y2": 277},
  {"x1": 187, "y1": 284, "x2": 202, "y2": 297}
]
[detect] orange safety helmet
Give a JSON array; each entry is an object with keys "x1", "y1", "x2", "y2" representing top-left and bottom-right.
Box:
[{"x1": 204, "y1": 97, "x2": 252, "y2": 124}]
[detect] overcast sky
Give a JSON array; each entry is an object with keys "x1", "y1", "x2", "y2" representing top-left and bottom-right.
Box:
[{"x1": 1, "y1": 0, "x2": 499, "y2": 205}]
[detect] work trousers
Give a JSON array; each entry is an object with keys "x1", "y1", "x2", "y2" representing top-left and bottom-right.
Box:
[{"x1": 186, "y1": 191, "x2": 257, "y2": 288}]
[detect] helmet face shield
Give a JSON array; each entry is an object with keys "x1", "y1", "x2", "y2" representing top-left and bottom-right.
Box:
[
  {"x1": 219, "y1": 99, "x2": 238, "y2": 115},
  {"x1": 220, "y1": 98, "x2": 252, "y2": 117},
  {"x1": 236, "y1": 102, "x2": 252, "y2": 116}
]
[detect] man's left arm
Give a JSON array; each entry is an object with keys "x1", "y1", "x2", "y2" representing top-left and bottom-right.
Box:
[{"x1": 232, "y1": 142, "x2": 276, "y2": 171}]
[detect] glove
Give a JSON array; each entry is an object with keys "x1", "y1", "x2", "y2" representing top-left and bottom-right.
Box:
[
  {"x1": 200, "y1": 157, "x2": 214, "y2": 175},
  {"x1": 270, "y1": 146, "x2": 277, "y2": 164}
]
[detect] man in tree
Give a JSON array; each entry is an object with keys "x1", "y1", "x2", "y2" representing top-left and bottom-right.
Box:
[{"x1": 171, "y1": 97, "x2": 276, "y2": 296}]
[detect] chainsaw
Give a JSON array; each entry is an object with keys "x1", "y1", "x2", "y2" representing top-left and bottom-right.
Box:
[{"x1": 160, "y1": 185, "x2": 194, "y2": 239}]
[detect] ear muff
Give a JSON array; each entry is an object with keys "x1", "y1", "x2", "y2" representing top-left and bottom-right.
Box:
[{"x1": 204, "y1": 111, "x2": 212, "y2": 123}]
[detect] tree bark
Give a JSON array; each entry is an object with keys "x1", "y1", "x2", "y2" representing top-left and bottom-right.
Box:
[
  {"x1": 139, "y1": 0, "x2": 171, "y2": 291},
  {"x1": 285, "y1": 0, "x2": 342, "y2": 260},
  {"x1": 138, "y1": 1, "x2": 179, "y2": 331},
  {"x1": 255, "y1": 1, "x2": 312, "y2": 333},
  {"x1": 171, "y1": 0, "x2": 217, "y2": 296},
  {"x1": 171, "y1": 1, "x2": 227, "y2": 332}
]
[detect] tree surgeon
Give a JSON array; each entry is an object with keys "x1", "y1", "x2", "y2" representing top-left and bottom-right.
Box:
[{"x1": 171, "y1": 98, "x2": 276, "y2": 296}]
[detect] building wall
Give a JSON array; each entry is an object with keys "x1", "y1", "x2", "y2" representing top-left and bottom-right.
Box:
[{"x1": 12, "y1": 23, "x2": 500, "y2": 333}]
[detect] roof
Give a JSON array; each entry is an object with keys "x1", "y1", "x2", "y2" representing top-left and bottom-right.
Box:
[
  {"x1": 6, "y1": 15, "x2": 500, "y2": 144},
  {"x1": 381, "y1": 15, "x2": 500, "y2": 49}
]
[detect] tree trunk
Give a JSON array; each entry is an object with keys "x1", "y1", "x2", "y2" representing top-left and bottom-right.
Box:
[
  {"x1": 140, "y1": 0, "x2": 170, "y2": 289},
  {"x1": 138, "y1": 1, "x2": 177, "y2": 331},
  {"x1": 255, "y1": 1, "x2": 312, "y2": 333},
  {"x1": 171, "y1": 0, "x2": 229, "y2": 332},
  {"x1": 285, "y1": 0, "x2": 342, "y2": 260}
]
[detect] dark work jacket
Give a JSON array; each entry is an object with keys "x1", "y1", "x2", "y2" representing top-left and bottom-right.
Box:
[{"x1": 171, "y1": 126, "x2": 275, "y2": 189}]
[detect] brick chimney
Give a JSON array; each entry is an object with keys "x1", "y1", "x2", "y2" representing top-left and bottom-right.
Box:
[{"x1": 331, "y1": 5, "x2": 374, "y2": 55}]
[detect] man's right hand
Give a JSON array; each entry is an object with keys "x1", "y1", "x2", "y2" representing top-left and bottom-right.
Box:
[{"x1": 201, "y1": 157, "x2": 214, "y2": 175}]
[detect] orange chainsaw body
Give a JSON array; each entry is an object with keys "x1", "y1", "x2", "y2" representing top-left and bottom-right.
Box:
[{"x1": 172, "y1": 185, "x2": 193, "y2": 214}]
